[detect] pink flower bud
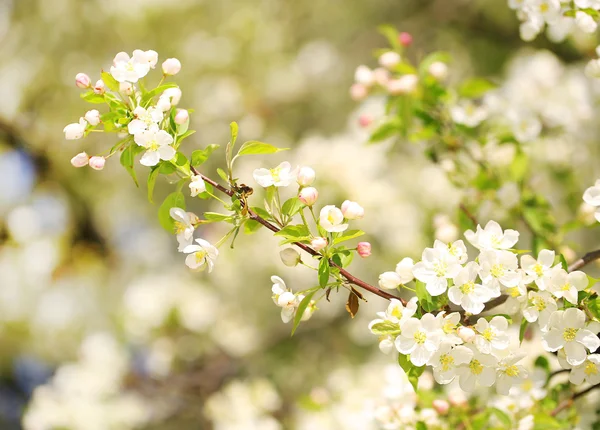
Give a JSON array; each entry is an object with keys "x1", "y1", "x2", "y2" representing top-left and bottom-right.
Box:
[
  {"x1": 428, "y1": 61, "x2": 448, "y2": 81},
  {"x1": 457, "y1": 326, "x2": 475, "y2": 343},
  {"x1": 398, "y1": 32, "x2": 413, "y2": 46},
  {"x1": 350, "y1": 83, "x2": 368, "y2": 101},
  {"x1": 311, "y1": 237, "x2": 327, "y2": 251},
  {"x1": 75, "y1": 73, "x2": 91, "y2": 89},
  {"x1": 84, "y1": 109, "x2": 101, "y2": 126},
  {"x1": 432, "y1": 399, "x2": 449, "y2": 415},
  {"x1": 379, "y1": 51, "x2": 401, "y2": 69},
  {"x1": 297, "y1": 166, "x2": 315, "y2": 186},
  {"x1": 70, "y1": 152, "x2": 89, "y2": 168},
  {"x1": 93, "y1": 80, "x2": 105, "y2": 95},
  {"x1": 373, "y1": 68, "x2": 390, "y2": 86},
  {"x1": 174, "y1": 109, "x2": 189, "y2": 125},
  {"x1": 358, "y1": 114, "x2": 373, "y2": 128},
  {"x1": 341, "y1": 200, "x2": 364, "y2": 219},
  {"x1": 387, "y1": 75, "x2": 418, "y2": 95},
  {"x1": 162, "y1": 58, "x2": 182, "y2": 75},
  {"x1": 299, "y1": 187, "x2": 318, "y2": 206},
  {"x1": 89, "y1": 156, "x2": 106, "y2": 171},
  {"x1": 120, "y1": 82, "x2": 134, "y2": 95},
  {"x1": 357, "y1": 242, "x2": 371, "y2": 258}
]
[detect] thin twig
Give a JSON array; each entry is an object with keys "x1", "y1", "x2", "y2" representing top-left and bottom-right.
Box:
[
  {"x1": 568, "y1": 249, "x2": 600, "y2": 272},
  {"x1": 459, "y1": 203, "x2": 478, "y2": 227},
  {"x1": 192, "y1": 167, "x2": 405, "y2": 304},
  {"x1": 550, "y1": 383, "x2": 600, "y2": 416}
]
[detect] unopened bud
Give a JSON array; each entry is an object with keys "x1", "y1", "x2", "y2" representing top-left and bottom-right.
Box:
[
  {"x1": 157, "y1": 96, "x2": 171, "y2": 112},
  {"x1": 432, "y1": 399, "x2": 449, "y2": 415},
  {"x1": 457, "y1": 326, "x2": 476, "y2": 343},
  {"x1": 93, "y1": 80, "x2": 105, "y2": 95},
  {"x1": 162, "y1": 58, "x2": 182, "y2": 75},
  {"x1": 428, "y1": 61, "x2": 448, "y2": 81},
  {"x1": 311, "y1": 237, "x2": 328, "y2": 251},
  {"x1": 358, "y1": 114, "x2": 373, "y2": 128},
  {"x1": 120, "y1": 82, "x2": 134, "y2": 95},
  {"x1": 357, "y1": 242, "x2": 371, "y2": 258},
  {"x1": 297, "y1": 166, "x2": 315, "y2": 186},
  {"x1": 373, "y1": 68, "x2": 390, "y2": 86},
  {"x1": 387, "y1": 75, "x2": 418, "y2": 95},
  {"x1": 174, "y1": 109, "x2": 189, "y2": 125},
  {"x1": 341, "y1": 200, "x2": 364, "y2": 220},
  {"x1": 70, "y1": 152, "x2": 89, "y2": 168},
  {"x1": 379, "y1": 51, "x2": 401, "y2": 69},
  {"x1": 89, "y1": 156, "x2": 106, "y2": 171},
  {"x1": 299, "y1": 187, "x2": 318, "y2": 206},
  {"x1": 75, "y1": 73, "x2": 91, "y2": 89},
  {"x1": 84, "y1": 109, "x2": 100, "y2": 126},
  {"x1": 378, "y1": 271, "x2": 401, "y2": 290},
  {"x1": 280, "y1": 248, "x2": 301, "y2": 267},
  {"x1": 398, "y1": 32, "x2": 413, "y2": 47},
  {"x1": 350, "y1": 83, "x2": 368, "y2": 101}
]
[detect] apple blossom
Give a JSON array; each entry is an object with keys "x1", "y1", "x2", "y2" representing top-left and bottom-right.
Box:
[
  {"x1": 474, "y1": 316, "x2": 510, "y2": 354},
  {"x1": 457, "y1": 326, "x2": 476, "y2": 343},
  {"x1": 354, "y1": 65, "x2": 374, "y2": 86},
  {"x1": 296, "y1": 166, "x2": 315, "y2": 186},
  {"x1": 128, "y1": 106, "x2": 164, "y2": 135},
  {"x1": 189, "y1": 175, "x2": 206, "y2": 197},
  {"x1": 465, "y1": 220, "x2": 519, "y2": 251},
  {"x1": 341, "y1": 200, "x2": 364, "y2": 220},
  {"x1": 450, "y1": 100, "x2": 488, "y2": 127},
  {"x1": 412, "y1": 245, "x2": 462, "y2": 296},
  {"x1": 161, "y1": 87, "x2": 182, "y2": 106},
  {"x1": 455, "y1": 346, "x2": 498, "y2": 392},
  {"x1": 542, "y1": 308, "x2": 600, "y2": 366},
  {"x1": 134, "y1": 129, "x2": 176, "y2": 167},
  {"x1": 93, "y1": 79, "x2": 105, "y2": 95},
  {"x1": 520, "y1": 249, "x2": 555, "y2": 289},
  {"x1": 378, "y1": 271, "x2": 402, "y2": 290},
  {"x1": 437, "y1": 239, "x2": 468, "y2": 264},
  {"x1": 398, "y1": 32, "x2": 413, "y2": 46},
  {"x1": 182, "y1": 238, "x2": 218, "y2": 273},
  {"x1": 428, "y1": 344, "x2": 473, "y2": 384},
  {"x1": 432, "y1": 400, "x2": 449, "y2": 415},
  {"x1": 310, "y1": 237, "x2": 327, "y2": 251},
  {"x1": 88, "y1": 156, "x2": 106, "y2": 171},
  {"x1": 70, "y1": 152, "x2": 89, "y2": 168},
  {"x1": 496, "y1": 355, "x2": 528, "y2": 395},
  {"x1": 583, "y1": 179, "x2": 600, "y2": 222},
  {"x1": 357, "y1": 242, "x2": 371, "y2": 258},
  {"x1": 448, "y1": 262, "x2": 490, "y2": 315},
  {"x1": 395, "y1": 257, "x2": 415, "y2": 284},
  {"x1": 522, "y1": 290, "x2": 557, "y2": 331},
  {"x1": 84, "y1": 109, "x2": 100, "y2": 126},
  {"x1": 428, "y1": 61, "x2": 448, "y2": 81},
  {"x1": 63, "y1": 118, "x2": 87, "y2": 140},
  {"x1": 569, "y1": 354, "x2": 600, "y2": 385},
  {"x1": 575, "y1": 11, "x2": 597, "y2": 33},
  {"x1": 75, "y1": 73, "x2": 91, "y2": 88},
  {"x1": 358, "y1": 114, "x2": 373, "y2": 128},
  {"x1": 280, "y1": 248, "x2": 301, "y2": 267},
  {"x1": 162, "y1": 58, "x2": 182, "y2": 75},
  {"x1": 375, "y1": 297, "x2": 418, "y2": 325},
  {"x1": 395, "y1": 314, "x2": 442, "y2": 366},
  {"x1": 271, "y1": 276, "x2": 299, "y2": 323},
  {"x1": 174, "y1": 109, "x2": 189, "y2": 125},
  {"x1": 319, "y1": 205, "x2": 348, "y2": 233},
  {"x1": 253, "y1": 161, "x2": 297, "y2": 188},
  {"x1": 110, "y1": 51, "x2": 152, "y2": 83},
  {"x1": 478, "y1": 250, "x2": 520, "y2": 297},
  {"x1": 372, "y1": 67, "x2": 390, "y2": 86},
  {"x1": 298, "y1": 187, "x2": 318, "y2": 206},
  {"x1": 120, "y1": 82, "x2": 134, "y2": 95},
  {"x1": 546, "y1": 268, "x2": 588, "y2": 305},
  {"x1": 170, "y1": 207, "x2": 196, "y2": 251},
  {"x1": 378, "y1": 51, "x2": 401, "y2": 69},
  {"x1": 387, "y1": 75, "x2": 418, "y2": 95},
  {"x1": 349, "y1": 83, "x2": 368, "y2": 101}
]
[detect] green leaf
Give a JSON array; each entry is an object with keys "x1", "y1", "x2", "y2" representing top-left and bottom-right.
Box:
[
  {"x1": 508, "y1": 151, "x2": 529, "y2": 183},
  {"x1": 120, "y1": 145, "x2": 138, "y2": 186},
  {"x1": 100, "y1": 71, "x2": 120, "y2": 92},
  {"x1": 216, "y1": 168, "x2": 229, "y2": 182},
  {"x1": 378, "y1": 24, "x2": 400, "y2": 50},
  {"x1": 415, "y1": 280, "x2": 435, "y2": 312},
  {"x1": 318, "y1": 258, "x2": 330, "y2": 288},
  {"x1": 147, "y1": 166, "x2": 161, "y2": 203},
  {"x1": 80, "y1": 91, "x2": 105, "y2": 104},
  {"x1": 176, "y1": 130, "x2": 196, "y2": 147},
  {"x1": 533, "y1": 413, "x2": 563, "y2": 429},
  {"x1": 244, "y1": 219, "x2": 262, "y2": 234},
  {"x1": 534, "y1": 355, "x2": 550, "y2": 373},
  {"x1": 281, "y1": 197, "x2": 304, "y2": 217},
  {"x1": 333, "y1": 230, "x2": 365, "y2": 245},
  {"x1": 458, "y1": 78, "x2": 496, "y2": 98},
  {"x1": 519, "y1": 318, "x2": 529, "y2": 344},
  {"x1": 274, "y1": 224, "x2": 310, "y2": 240},
  {"x1": 158, "y1": 192, "x2": 185, "y2": 232},
  {"x1": 369, "y1": 321, "x2": 401, "y2": 336},
  {"x1": 558, "y1": 254, "x2": 569, "y2": 271},
  {"x1": 418, "y1": 51, "x2": 452, "y2": 75},
  {"x1": 416, "y1": 422, "x2": 427, "y2": 430},
  {"x1": 490, "y1": 408, "x2": 512, "y2": 427},
  {"x1": 587, "y1": 296, "x2": 600, "y2": 320},
  {"x1": 141, "y1": 83, "x2": 178, "y2": 106},
  {"x1": 225, "y1": 122, "x2": 238, "y2": 179},
  {"x1": 292, "y1": 291, "x2": 316, "y2": 336},
  {"x1": 398, "y1": 354, "x2": 424, "y2": 391},
  {"x1": 331, "y1": 250, "x2": 354, "y2": 268},
  {"x1": 369, "y1": 118, "x2": 401, "y2": 143},
  {"x1": 236, "y1": 141, "x2": 289, "y2": 157},
  {"x1": 204, "y1": 212, "x2": 234, "y2": 223},
  {"x1": 191, "y1": 144, "x2": 220, "y2": 166}
]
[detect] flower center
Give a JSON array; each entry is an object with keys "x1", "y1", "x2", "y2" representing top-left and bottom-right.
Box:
[
  {"x1": 563, "y1": 328, "x2": 577, "y2": 342},
  {"x1": 148, "y1": 139, "x2": 159, "y2": 151},
  {"x1": 414, "y1": 331, "x2": 427, "y2": 345},
  {"x1": 270, "y1": 167, "x2": 281, "y2": 182},
  {"x1": 490, "y1": 264, "x2": 505, "y2": 278},
  {"x1": 390, "y1": 307, "x2": 402, "y2": 319},
  {"x1": 584, "y1": 361, "x2": 598, "y2": 376},
  {"x1": 507, "y1": 287, "x2": 521, "y2": 298},
  {"x1": 448, "y1": 243, "x2": 458, "y2": 256},
  {"x1": 505, "y1": 365, "x2": 520, "y2": 377},
  {"x1": 469, "y1": 359, "x2": 483, "y2": 375},
  {"x1": 174, "y1": 221, "x2": 187, "y2": 235},
  {"x1": 439, "y1": 354, "x2": 454, "y2": 372},
  {"x1": 533, "y1": 297, "x2": 546, "y2": 311},
  {"x1": 522, "y1": 380, "x2": 533, "y2": 391},
  {"x1": 195, "y1": 249, "x2": 207, "y2": 264},
  {"x1": 561, "y1": 283, "x2": 571, "y2": 292},
  {"x1": 460, "y1": 281, "x2": 475, "y2": 295},
  {"x1": 433, "y1": 262, "x2": 448, "y2": 277},
  {"x1": 533, "y1": 263, "x2": 544, "y2": 277},
  {"x1": 482, "y1": 328, "x2": 494, "y2": 342},
  {"x1": 539, "y1": 3, "x2": 549, "y2": 13},
  {"x1": 443, "y1": 322, "x2": 455, "y2": 334},
  {"x1": 490, "y1": 234, "x2": 501, "y2": 246}
]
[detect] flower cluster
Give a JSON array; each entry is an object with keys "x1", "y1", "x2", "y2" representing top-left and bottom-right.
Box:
[
  {"x1": 583, "y1": 179, "x2": 600, "y2": 223},
  {"x1": 508, "y1": 0, "x2": 599, "y2": 41},
  {"x1": 271, "y1": 276, "x2": 316, "y2": 323},
  {"x1": 370, "y1": 220, "x2": 600, "y2": 395}
]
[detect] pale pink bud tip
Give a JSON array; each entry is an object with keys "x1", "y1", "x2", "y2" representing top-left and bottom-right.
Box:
[
  {"x1": 358, "y1": 114, "x2": 373, "y2": 128},
  {"x1": 297, "y1": 166, "x2": 316, "y2": 186},
  {"x1": 350, "y1": 83, "x2": 368, "y2": 101},
  {"x1": 162, "y1": 58, "x2": 182, "y2": 75},
  {"x1": 398, "y1": 32, "x2": 413, "y2": 47},
  {"x1": 70, "y1": 152, "x2": 89, "y2": 168},
  {"x1": 89, "y1": 156, "x2": 106, "y2": 171},
  {"x1": 93, "y1": 80, "x2": 105, "y2": 95},
  {"x1": 311, "y1": 237, "x2": 328, "y2": 252},
  {"x1": 174, "y1": 109, "x2": 189, "y2": 125},
  {"x1": 357, "y1": 242, "x2": 371, "y2": 258},
  {"x1": 432, "y1": 399, "x2": 449, "y2": 415},
  {"x1": 298, "y1": 187, "x2": 318, "y2": 206},
  {"x1": 75, "y1": 73, "x2": 91, "y2": 89}
]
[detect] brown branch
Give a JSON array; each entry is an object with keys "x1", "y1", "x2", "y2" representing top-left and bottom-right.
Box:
[
  {"x1": 568, "y1": 249, "x2": 600, "y2": 272},
  {"x1": 550, "y1": 383, "x2": 600, "y2": 417},
  {"x1": 459, "y1": 203, "x2": 478, "y2": 227},
  {"x1": 192, "y1": 167, "x2": 405, "y2": 304}
]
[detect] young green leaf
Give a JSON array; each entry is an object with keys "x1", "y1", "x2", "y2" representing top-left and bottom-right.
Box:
[
  {"x1": 369, "y1": 321, "x2": 401, "y2": 336},
  {"x1": 458, "y1": 77, "x2": 496, "y2": 98},
  {"x1": 281, "y1": 197, "x2": 304, "y2": 218},
  {"x1": 80, "y1": 91, "x2": 105, "y2": 104},
  {"x1": 291, "y1": 291, "x2": 316, "y2": 335},
  {"x1": 274, "y1": 224, "x2": 310, "y2": 240},
  {"x1": 158, "y1": 191, "x2": 185, "y2": 232},
  {"x1": 318, "y1": 258, "x2": 330, "y2": 288},
  {"x1": 333, "y1": 230, "x2": 365, "y2": 245},
  {"x1": 204, "y1": 212, "x2": 234, "y2": 223},
  {"x1": 236, "y1": 141, "x2": 289, "y2": 157},
  {"x1": 120, "y1": 145, "x2": 139, "y2": 187},
  {"x1": 100, "y1": 71, "x2": 120, "y2": 92},
  {"x1": 191, "y1": 144, "x2": 220, "y2": 166},
  {"x1": 140, "y1": 83, "x2": 178, "y2": 106},
  {"x1": 519, "y1": 318, "x2": 529, "y2": 344}
]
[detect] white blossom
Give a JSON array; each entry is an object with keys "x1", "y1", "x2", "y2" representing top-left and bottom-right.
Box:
[
  {"x1": 583, "y1": 179, "x2": 600, "y2": 222},
  {"x1": 465, "y1": 220, "x2": 519, "y2": 250},
  {"x1": 450, "y1": 100, "x2": 488, "y2": 127},
  {"x1": 520, "y1": 249, "x2": 555, "y2": 289},
  {"x1": 428, "y1": 343, "x2": 473, "y2": 384},
  {"x1": 319, "y1": 205, "x2": 348, "y2": 233},
  {"x1": 110, "y1": 50, "x2": 153, "y2": 83},
  {"x1": 189, "y1": 175, "x2": 206, "y2": 197},
  {"x1": 496, "y1": 354, "x2": 528, "y2": 395},
  {"x1": 569, "y1": 354, "x2": 600, "y2": 385},
  {"x1": 63, "y1": 118, "x2": 87, "y2": 140},
  {"x1": 395, "y1": 314, "x2": 441, "y2": 366},
  {"x1": 134, "y1": 129, "x2": 176, "y2": 167},
  {"x1": 546, "y1": 267, "x2": 588, "y2": 305},
  {"x1": 478, "y1": 250, "x2": 520, "y2": 297},
  {"x1": 448, "y1": 262, "x2": 490, "y2": 315},
  {"x1": 170, "y1": 208, "x2": 196, "y2": 252},
  {"x1": 253, "y1": 161, "x2": 297, "y2": 188},
  {"x1": 455, "y1": 346, "x2": 498, "y2": 391},
  {"x1": 474, "y1": 316, "x2": 510, "y2": 354},
  {"x1": 127, "y1": 106, "x2": 164, "y2": 135},
  {"x1": 182, "y1": 239, "x2": 218, "y2": 273},
  {"x1": 523, "y1": 290, "x2": 557, "y2": 331},
  {"x1": 412, "y1": 246, "x2": 462, "y2": 296}
]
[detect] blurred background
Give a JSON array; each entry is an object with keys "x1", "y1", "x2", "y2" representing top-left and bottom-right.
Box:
[{"x1": 1, "y1": 0, "x2": 600, "y2": 428}]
